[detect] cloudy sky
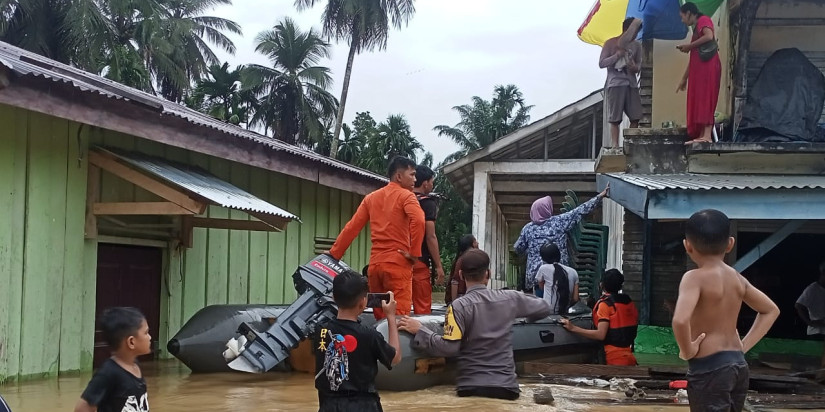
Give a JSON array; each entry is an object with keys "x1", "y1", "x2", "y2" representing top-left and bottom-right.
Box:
[{"x1": 212, "y1": 0, "x2": 606, "y2": 164}]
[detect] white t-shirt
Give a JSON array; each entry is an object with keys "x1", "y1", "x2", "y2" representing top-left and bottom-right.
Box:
[
  {"x1": 535, "y1": 263, "x2": 579, "y2": 315},
  {"x1": 797, "y1": 282, "x2": 825, "y2": 335}
]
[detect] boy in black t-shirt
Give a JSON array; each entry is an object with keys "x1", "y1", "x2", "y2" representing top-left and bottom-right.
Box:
[
  {"x1": 75, "y1": 307, "x2": 152, "y2": 412},
  {"x1": 314, "y1": 270, "x2": 402, "y2": 412}
]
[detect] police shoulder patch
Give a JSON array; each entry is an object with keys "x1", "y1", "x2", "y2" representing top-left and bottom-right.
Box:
[{"x1": 442, "y1": 305, "x2": 463, "y2": 341}]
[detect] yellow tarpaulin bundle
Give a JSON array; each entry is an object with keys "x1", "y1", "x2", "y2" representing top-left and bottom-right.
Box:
[{"x1": 577, "y1": 0, "x2": 629, "y2": 47}]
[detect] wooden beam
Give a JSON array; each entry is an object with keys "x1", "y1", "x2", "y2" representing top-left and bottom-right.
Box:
[
  {"x1": 191, "y1": 217, "x2": 283, "y2": 232},
  {"x1": 88, "y1": 150, "x2": 206, "y2": 214},
  {"x1": 754, "y1": 18, "x2": 825, "y2": 26},
  {"x1": 93, "y1": 202, "x2": 196, "y2": 215},
  {"x1": 490, "y1": 180, "x2": 596, "y2": 193},
  {"x1": 477, "y1": 160, "x2": 596, "y2": 175},
  {"x1": 248, "y1": 211, "x2": 291, "y2": 231},
  {"x1": 180, "y1": 215, "x2": 194, "y2": 248},
  {"x1": 733, "y1": 220, "x2": 806, "y2": 272},
  {"x1": 85, "y1": 165, "x2": 100, "y2": 239},
  {"x1": 523, "y1": 362, "x2": 651, "y2": 378}
]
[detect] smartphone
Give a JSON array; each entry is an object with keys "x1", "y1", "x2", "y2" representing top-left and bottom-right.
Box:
[{"x1": 366, "y1": 293, "x2": 391, "y2": 308}]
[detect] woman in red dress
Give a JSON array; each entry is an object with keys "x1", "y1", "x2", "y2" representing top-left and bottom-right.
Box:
[{"x1": 676, "y1": 2, "x2": 722, "y2": 144}]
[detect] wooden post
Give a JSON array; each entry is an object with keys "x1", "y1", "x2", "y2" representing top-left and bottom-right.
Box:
[
  {"x1": 0, "y1": 66, "x2": 10, "y2": 90},
  {"x1": 640, "y1": 219, "x2": 654, "y2": 325},
  {"x1": 731, "y1": 0, "x2": 763, "y2": 132},
  {"x1": 180, "y1": 215, "x2": 193, "y2": 249},
  {"x1": 85, "y1": 165, "x2": 100, "y2": 239}
]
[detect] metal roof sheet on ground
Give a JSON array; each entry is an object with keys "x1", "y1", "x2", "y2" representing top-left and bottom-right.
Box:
[
  {"x1": 604, "y1": 173, "x2": 825, "y2": 191},
  {"x1": 102, "y1": 148, "x2": 299, "y2": 222},
  {"x1": 0, "y1": 41, "x2": 384, "y2": 183}
]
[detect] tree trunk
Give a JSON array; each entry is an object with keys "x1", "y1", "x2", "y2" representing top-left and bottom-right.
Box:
[{"x1": 330, "y1": 43, "x2": 358, "y2": 158}]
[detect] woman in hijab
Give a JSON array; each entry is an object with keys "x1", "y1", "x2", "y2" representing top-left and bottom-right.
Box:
[{"x1": 514, "y1": 186, "x2": 609, "y2": 297}]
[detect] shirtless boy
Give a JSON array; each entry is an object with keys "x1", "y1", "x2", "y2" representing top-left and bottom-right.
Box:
[{"x1": 673, "y1": 209, "x2": 779, "y2": 412}]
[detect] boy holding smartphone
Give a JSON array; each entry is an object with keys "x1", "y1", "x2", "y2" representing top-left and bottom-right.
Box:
[{"x1": 313, "y1": 269, "x2": 402, "y2": 412}]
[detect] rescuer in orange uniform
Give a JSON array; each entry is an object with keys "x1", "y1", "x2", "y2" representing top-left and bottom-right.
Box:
[
  {"x1": 561, "y1": 269, "x2": 639, "y2": 365},
  {"x1": 329, "y1": 156, "x2": 426, "y2": 319}
]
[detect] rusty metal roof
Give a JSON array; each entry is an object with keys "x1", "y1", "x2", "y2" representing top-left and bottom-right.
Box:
[
  {"x1": 103, "y1": 148, "x2": 300, "y2": 222},
  {"x1": 604, "y1": 173, "x2": 825, "y2": 190},
  {"x1": 0, "y1": 42, "x2": 384, "y2": 183}
]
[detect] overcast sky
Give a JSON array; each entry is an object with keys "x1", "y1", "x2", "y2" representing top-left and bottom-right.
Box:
[{"x1": 212, "y1": 0, "x2": 605, "y2": 164}]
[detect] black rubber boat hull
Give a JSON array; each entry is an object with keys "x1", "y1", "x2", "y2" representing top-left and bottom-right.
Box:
[
  {"x1": 373, "y1": 314, "x2": 599, "y2": 391},
  {"x1": 168, "y1": 304, "x2": 379, "y2": 373}
]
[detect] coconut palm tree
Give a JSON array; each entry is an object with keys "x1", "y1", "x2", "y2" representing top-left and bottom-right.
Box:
[
  {"x1": 0, "y1": 0, "x2": 240, "y2": 99},
  {"x1": 152, "y1": 0, "x2": 242, "y2": 102},
  {"x1": 191, "y1": 62, "x2": 250, "y2": 124},
  {"x1": 377, "y1": 114, "x2": 421, "y2": 160},
  {"x1": 246, "y1": 17, "x2": 338, "y2": 147},
  {"x1": 434, "y1": 84, "x2": 533, "y2": 163},
  {"x1": 359, "y1": 113, "x2": 420, "y2": 174},
  {"x1": 336, "y1": 124, "x2": 362, "y2": 164},
  {"x1": 0, "y1": 0, "x2": 114, "y2": 68},
  {"x1": 294, "y1": 0, "x2": 416, "y2": 157}
]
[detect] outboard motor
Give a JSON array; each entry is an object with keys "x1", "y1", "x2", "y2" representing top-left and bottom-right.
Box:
[{"x1": 224, "y1": 254, "x2": 348, "y2": 373}]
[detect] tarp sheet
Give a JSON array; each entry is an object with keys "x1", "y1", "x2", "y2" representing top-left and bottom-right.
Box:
[
  {"x1": 579, "y1": 0, "x2": 727, "y2": 46},
  {"x1": 736, "y1": 48, "x2": 825, "y2": 143},
  {"x1": 634, "y1": 325, "x2": 824, "y2": 359}
]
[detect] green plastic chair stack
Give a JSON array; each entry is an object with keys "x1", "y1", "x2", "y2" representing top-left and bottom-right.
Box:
[{"x1": 560, "y1": 190, "x2": 609, "y2": 298}]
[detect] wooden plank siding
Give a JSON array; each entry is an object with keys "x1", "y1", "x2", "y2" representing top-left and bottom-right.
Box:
[{"x1": 0, "y1": 104, "x2": 373, "y2": 381}]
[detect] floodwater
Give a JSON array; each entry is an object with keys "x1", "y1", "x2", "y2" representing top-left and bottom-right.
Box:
[{"x1": 1, "y1": 359, "x2": 820, "y2": 412}]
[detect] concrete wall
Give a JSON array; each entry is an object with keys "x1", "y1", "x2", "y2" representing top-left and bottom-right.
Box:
[
  {"x1": 751, "y1": 1, "x2": 825, "y2": 53},
  {"x1": 0, "y1": 104, "x2": 372, "y2": 381},
  {"x1": 651, "y1": 6, "x2": 732, "y2": 127}
]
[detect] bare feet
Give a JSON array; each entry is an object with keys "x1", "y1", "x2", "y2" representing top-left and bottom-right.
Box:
[{"x1": 684, "y1": 138, "x2": 712, "y2": 145}]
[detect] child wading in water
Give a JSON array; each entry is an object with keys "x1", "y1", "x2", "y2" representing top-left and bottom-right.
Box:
[
  {"x1": 313, "y1": 269, "x2": 402, "y2": 412},
  {"x1": 673, "y1": 209, "x2": 780, "y2": 412},
  {"x1": 75, "y1": 307, "x2": 152, "y2": 412}
]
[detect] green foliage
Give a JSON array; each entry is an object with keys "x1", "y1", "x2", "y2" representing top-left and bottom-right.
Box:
[
  {"x1": 0, "y1": 0, "x2": 240, "y2": 100},
  {"x1": 432, "y1": 85, "x2": 533, "y2": 265},
  {"x1": 340, "y1": 111, "x2": 421, "y2": 175},
  {"x1": 245, "y1": 17, "x2": 339, "y2": 147},
  {"x1": 433, "y1": 159, "x2": 471, "y2": 270},
  {"x1": 434, "y1": 84, "x2": 533, "y2": 162}
]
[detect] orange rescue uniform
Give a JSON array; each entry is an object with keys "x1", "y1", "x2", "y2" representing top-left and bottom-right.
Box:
[
  {"x1": 330, "y1": 181, "x2": 425, "y2": 319},
  {"x1": 593, "y1": 293, "x2": 639, "y2": 366}
]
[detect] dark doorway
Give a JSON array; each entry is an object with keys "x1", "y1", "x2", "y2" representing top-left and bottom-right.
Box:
[
  {"x1": 94, "y1": 244, "x2": 163, "y2": 367},
  {"x1": 737, "y1": 232, "x2": 824, "y2": 340}
]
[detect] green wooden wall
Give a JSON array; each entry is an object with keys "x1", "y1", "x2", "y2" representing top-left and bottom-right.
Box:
[
  {"x1": 0, "y1": 106, "x2": 98, "y2": 382},
  {"x1": 0, "y1": 104, "x2": 372, "y2": 381}
]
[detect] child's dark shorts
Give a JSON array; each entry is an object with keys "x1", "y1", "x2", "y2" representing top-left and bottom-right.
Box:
[
  {"x1": 318, "y1": 392, "x2": 382, "y2": 412},
  {"x1": 687, "y1": 351, "x2": 749, "y2": 412}
]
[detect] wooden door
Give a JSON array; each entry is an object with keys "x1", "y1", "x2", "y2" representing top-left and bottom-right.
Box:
[{"x1": 94, "y1": 244, "x2": 162, "y2": 367}]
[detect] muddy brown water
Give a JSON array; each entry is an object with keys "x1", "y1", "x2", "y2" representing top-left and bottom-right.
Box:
[{"x1": 0, "y1": 360, "x2": 820, "y2": 412}]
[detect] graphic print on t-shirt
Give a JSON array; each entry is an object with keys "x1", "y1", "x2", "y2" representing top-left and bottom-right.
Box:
[
  {"x1": 122, "y1": 393, "x2": 148, "y2": 412},
  {"x1": 318, "y1": 328, "x2": 358, "y2": 391}
]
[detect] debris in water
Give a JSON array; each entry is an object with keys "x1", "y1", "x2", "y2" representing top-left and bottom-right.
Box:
[
  {"x1": 609, "y1": 377, "x2": 637, "y2": 392},
  {"x1": 533, "y1": 387, "x2": 555, "y2": 405},
  {"x1": 624, "y1": 386, "x2": 646, "y2": 400},
  {"x1": 566, "y1": 377, "x2": 611, "y2": 387}
]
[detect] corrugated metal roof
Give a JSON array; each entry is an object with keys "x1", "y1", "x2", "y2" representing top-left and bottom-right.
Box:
[
  {"x1": 606, "y1": 173, "x2": 825, "y2": 190},
  {"x1": 0, "y1": 42, "x2": 385, "y2": 183},
  {"x1": 103, "y1": 148, "x2": 300, "y2": 222}
]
